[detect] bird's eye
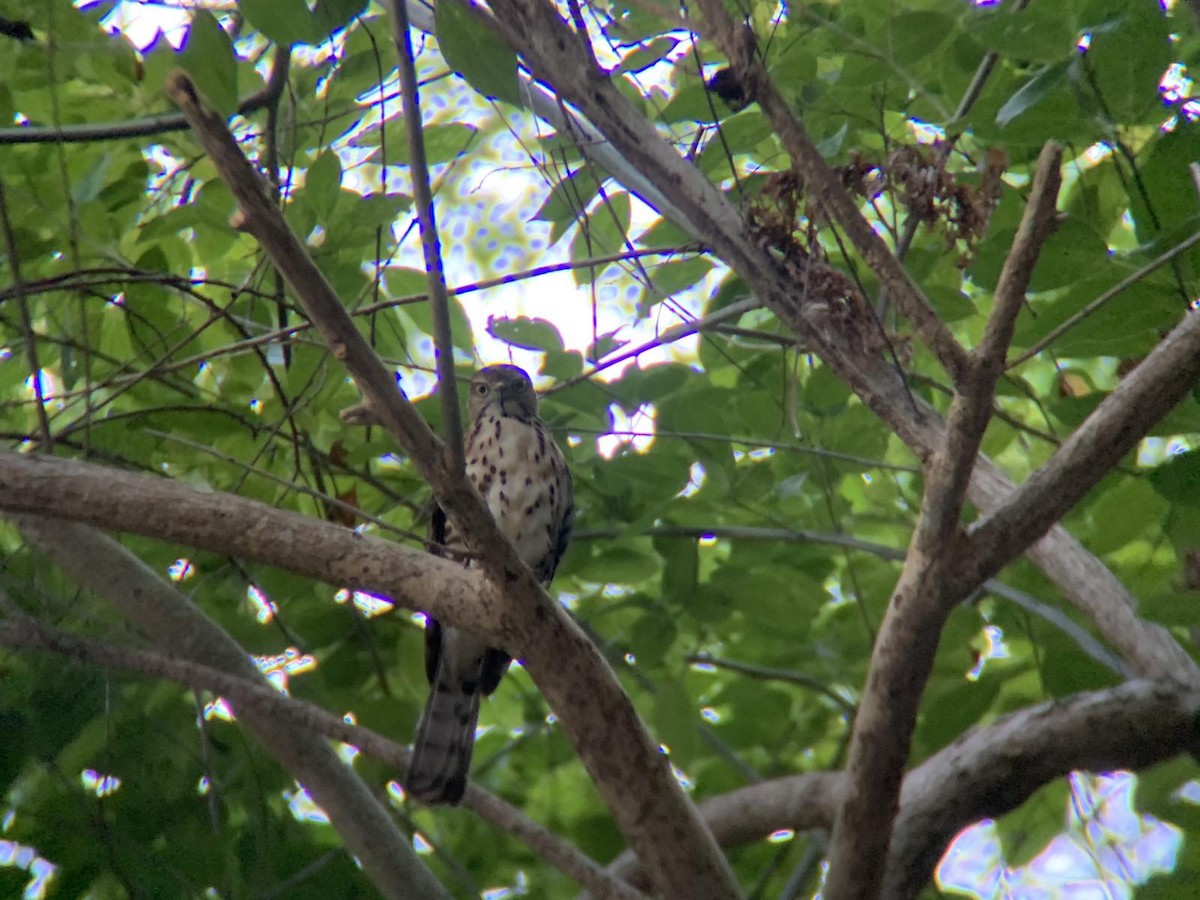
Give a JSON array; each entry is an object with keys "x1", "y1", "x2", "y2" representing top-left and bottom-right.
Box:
[{"x1": 474, "y1": 383, "x2": 489, "y2": 395}]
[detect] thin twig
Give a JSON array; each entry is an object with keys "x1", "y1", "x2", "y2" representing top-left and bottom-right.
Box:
[
  {"x1": 389, "y1": 0, "x2": 464, "y2": 464},
  {"x1": 550, "y1": 297, "x2": 762, "y2": 392},
  {"x1": 0, "y1": 177, "x2": 52, "y2": 451},
  {"x1": 576, "y1": 523, "x2": 1124, "y2": 675},
  {"x1": 0, "y1": 62, "x2": 289, "y2": 145},
  {"x1": 687, "y1": 654, "x2": 854, "y2": 712},
  {"x1": 1007, "y1": 226, "x2": 1200, "y2": 368}
]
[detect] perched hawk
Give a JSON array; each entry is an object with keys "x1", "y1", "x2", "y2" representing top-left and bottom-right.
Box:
[{"x1": 406, "y1": 364, "x2": 574, "y2": 805}]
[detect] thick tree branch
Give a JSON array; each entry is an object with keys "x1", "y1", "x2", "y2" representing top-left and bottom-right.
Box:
[
  {"x1": 480, "y1": 0, "x2": 775, "y2": 283},
  {"x1": 823, "y1": 142, "x2": 1065, "y2": 900},
  {"x1": 0, "y1": 450, "x2": 499, "y2": 639},
  {"x1": 13, "y1": 516, "x2": 449, "y2": 900},
  {"x1": 601, "y1": 679, "x2": 1200, "y2": 897},
  {"x1": 160, "y1": 70, "x2": 735, "y2": 899},
  {"x1": 884, "y1": 678, "x2": 1200, "y2": 897},
  {"x1": 0, "y1": 451, "x2": 1125, "y2": 681},
  {"x1": 0, "y1": 612, "x2": 646, "y2": 900},
  {"x1": 961, "y1": 305, "x2": 1200, "y2": 609},
  {"x1": 468, "y1": 0, "x2": 1192, "y2": 706}
]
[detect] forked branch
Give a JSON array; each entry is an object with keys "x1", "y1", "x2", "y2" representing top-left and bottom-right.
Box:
[
  {"x1": 823, "y1": 141, "x2": 1063, "y2": 900},
  {"x1": 163, "y1": 70, "x2": 737, "y2": 900}
]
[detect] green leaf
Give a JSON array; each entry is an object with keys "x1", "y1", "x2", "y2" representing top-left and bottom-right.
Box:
[
  {"x1": 996, "y1": 61, "x2": 1069, "y2": 128},
  {"x1": 313, "y1": 0, "x2": 368, "y2": 36},
  {"x1": 571, "y1": 191, "x2": 630, "y2": 268},
  {"x1": 1082, "y1": 475, "x2": 1167, "y2": 555},
  {"x1": 659, "y1": 81, "x2": 724, "y2": 124},
  {"x1": 178, "y1": 11, "x2": 238, "y2": 118},
  {"x1": 487, "y1": 316, "x2": 564, "y2": 353},
  {"x1": 1081, "y1": 7, "x2": 1170, "y2": 123},
  {"x1": 398, "y1": 290, "x2": 475, "y2": 353},
  {"x1": 887, "y1": 12, "x2": 956, "y2": 66},
  {"x1": 532, "y1": 167, "x2": 604, "y2": 245},
  {"x1": 628, "y1": 608, "x2": 678, "y2": 667},
  {"x1": 573, "y1": 545, "x2": 660, "y2": 583},
  {"x1": 640, "y1": 257, "x2": 714, "y2": 312},
  {"x1": 656, "y1": 536, "x2": 698, "y2": 610},
  {"x1": 237, "y1": 0, "x2": 319, "y2": 47},
  {"x1": 435, "y1": 0, "x2": 520, "y2": 105},
  {"x1": 915, "y1": 677, "x2": 1000, "y2": 754},
  {"x1": 652, "y1": 680, "x2": 701, "y2": 763},
  {"x1": 613, "y1": 38, "x2": 679, "y2": 75},
  {"x1": 1150, "y1": 450, "x2": 1200, "y2": 507},
  {"x1": 972, "y1": 4, "x2": 1074, "y2": 63},
  {"x1": 926, "y1": 285, "x2": 977, "y2": 323},
  {"x1": 304, "y1": 150, "x2": 343, "y2": 221},
  {"x1": 347, "y1": 122, "x2": 478, "y2": 167}
]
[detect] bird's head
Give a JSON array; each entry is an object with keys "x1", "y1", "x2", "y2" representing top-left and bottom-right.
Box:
[{"x1": 468, "y1": 364, "x2": 538, "y2": 420}]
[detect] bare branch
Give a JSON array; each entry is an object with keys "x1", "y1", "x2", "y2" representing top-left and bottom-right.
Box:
[
  {"x1": 823, "y1": 143, "x2": 1063, "y2": 900},
  {"x1": 0, "y1": 450, "x2": 506, "y2": 637},
  {"x1": 981, "y1": 143, "x2": 1063, "y2": 376}
]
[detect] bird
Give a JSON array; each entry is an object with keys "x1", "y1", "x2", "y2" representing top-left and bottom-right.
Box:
[{"x1": 405, "y1": 364, "x2": 574, "y2": 806}]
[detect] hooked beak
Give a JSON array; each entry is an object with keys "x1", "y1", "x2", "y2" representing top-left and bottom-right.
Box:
[{"x1": 497, "y1": 383, "x2": 527, "y2": 416}]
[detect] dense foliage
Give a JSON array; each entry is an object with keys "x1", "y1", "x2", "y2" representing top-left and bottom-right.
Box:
[{"x1": 3, "y1": 0, "x2": 1200, "y2": 896}]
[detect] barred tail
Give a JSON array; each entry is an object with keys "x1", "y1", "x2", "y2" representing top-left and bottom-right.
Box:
[{"x1": 405, "y1": 679, "x2": 480, "y2": 806}]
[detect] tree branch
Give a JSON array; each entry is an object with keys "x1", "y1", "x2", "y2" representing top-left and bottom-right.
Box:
[
  {"x1": 0, "y1": 611, "x2": 647, "y2": 900},
  {"x1": 690, "y1": 0, "x2": 971, "y2": 386},
  {"x1": 388, "y1": 0, "x2": 464, "y2": 463},
  {"x1": 160, "y1": 69, "x2": 736, "y2": 899},
  {"x1": 823, "y1": 142, "x2": 1064, "y2": 900},
  {"x1": 600, "y1": 679, "x2": 1200, "y2": 897},
  {"x1": 13, "y1": 516, "x2": 449, "y2": 900},
  {"x1": 464, "y1": 0, "x2": 1190, "y2": 717},
  {"x1": 961, "y1": 305, "x2": 1200, "y2": 621},
  {"x1": 0, "y1": 450, "x2": 500, "y2": 639},
  {"x1": 0, "y1": 61, "x2": 287, "y2": 145}
]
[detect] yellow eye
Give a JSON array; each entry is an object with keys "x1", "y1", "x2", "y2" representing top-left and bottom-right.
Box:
[{"x1": 474, "y1": 383, "x2": 488, "y2": 395}]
